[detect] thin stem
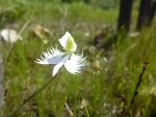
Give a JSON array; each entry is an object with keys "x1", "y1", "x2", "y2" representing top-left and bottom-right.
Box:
[
  {"x1": 74, "y1": 75, "x2": 78, "y2": 115},
  {"x1": 80, "y1": 93, "x2": 90, "y2": 117},
  {"x1": 4, "y1": 20, "x2": 31, "y2": 68},
  {"x1": 8, "y1": 77, "x2": 55, "y2": 116}
]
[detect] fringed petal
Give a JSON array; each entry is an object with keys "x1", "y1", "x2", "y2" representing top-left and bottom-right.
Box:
[
  {"x1": 64, "y1": 53, "x2": 86, "y2": 74},
  {"x1": 35, "y1": 47, "x2": 65, "y2": 64}
]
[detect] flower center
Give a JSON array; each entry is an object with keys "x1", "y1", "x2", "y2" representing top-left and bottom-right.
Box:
[{"x1": 64, "y1": 38, "x2": 74, "y2": 52}]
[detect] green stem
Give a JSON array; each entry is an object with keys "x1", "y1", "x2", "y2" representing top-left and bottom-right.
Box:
[
  {"x1": 74, "y1": 75, "x2": 78, "y2": 115},
  {"x1": 80, "y1": 93, "x2": 90, "y2": 117},
  {"x1": 4, "y1": 20, "x2": 30, "y2": 69},
  {"x1": 8, "y1": 77, "x2": 55, "y2": 116}
]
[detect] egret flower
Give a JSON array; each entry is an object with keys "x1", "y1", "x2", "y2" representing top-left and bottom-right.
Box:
[{"x1": 35, "y1": 32, "x2": 86, "y2": 77}]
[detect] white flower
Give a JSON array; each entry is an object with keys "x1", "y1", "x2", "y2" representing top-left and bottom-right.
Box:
[{"x1": 35, "y1": 32, "x2": 86, "y2": 77}]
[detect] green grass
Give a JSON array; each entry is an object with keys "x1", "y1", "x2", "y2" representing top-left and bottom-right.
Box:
[{"x1": 1, "y1": 0, "x2": 156, "y2": 117}]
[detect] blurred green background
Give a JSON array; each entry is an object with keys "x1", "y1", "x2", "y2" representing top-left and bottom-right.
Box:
[{"x1": 0, "y1": 0, "x2": 156, "y2": 117}]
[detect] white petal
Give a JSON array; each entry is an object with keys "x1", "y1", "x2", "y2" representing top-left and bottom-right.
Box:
[
  {"x1": 59, "y1": 32, "x2": 77, "y2": 52},
  {"x1": 52, "y1": 54, "x2": 70, "y2": 76},
  {"x1": 53, "y1": 62, "x2": 64, "y2": 76},
  {"x1": 64, "y1": 53, "x2": 86, "y2": 74},
  {"x1": 35, "y1": 47, "x2": 65, "y2": 64}
]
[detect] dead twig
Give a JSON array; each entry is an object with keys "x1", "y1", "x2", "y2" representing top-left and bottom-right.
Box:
[
  {"x1": 127, "y1": 61, "x2": 148, "y2": 114},
  {"x1": 65, "y1": 102, "x2": 74, "y2": 116}
]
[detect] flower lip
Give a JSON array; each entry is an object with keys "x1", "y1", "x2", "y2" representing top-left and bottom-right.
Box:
[{"x1": 59, "y1": 31, "x2": 77, "y2": 52}]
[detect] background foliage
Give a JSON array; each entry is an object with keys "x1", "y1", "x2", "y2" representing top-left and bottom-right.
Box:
[{"x1": 0, "y1": 0, "x2": 156, "y2": 116}]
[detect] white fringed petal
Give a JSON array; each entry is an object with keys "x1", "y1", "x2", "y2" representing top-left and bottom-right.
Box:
[
  {"x1": 35, "y1": 48, "x2": 65, "y2": 64},
  {"x1": 64, "y1": 53, "x2": 86, "y2": 74},
  {"x1": 59, "y1": 32, "x2": 77, "y2": 52}
]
